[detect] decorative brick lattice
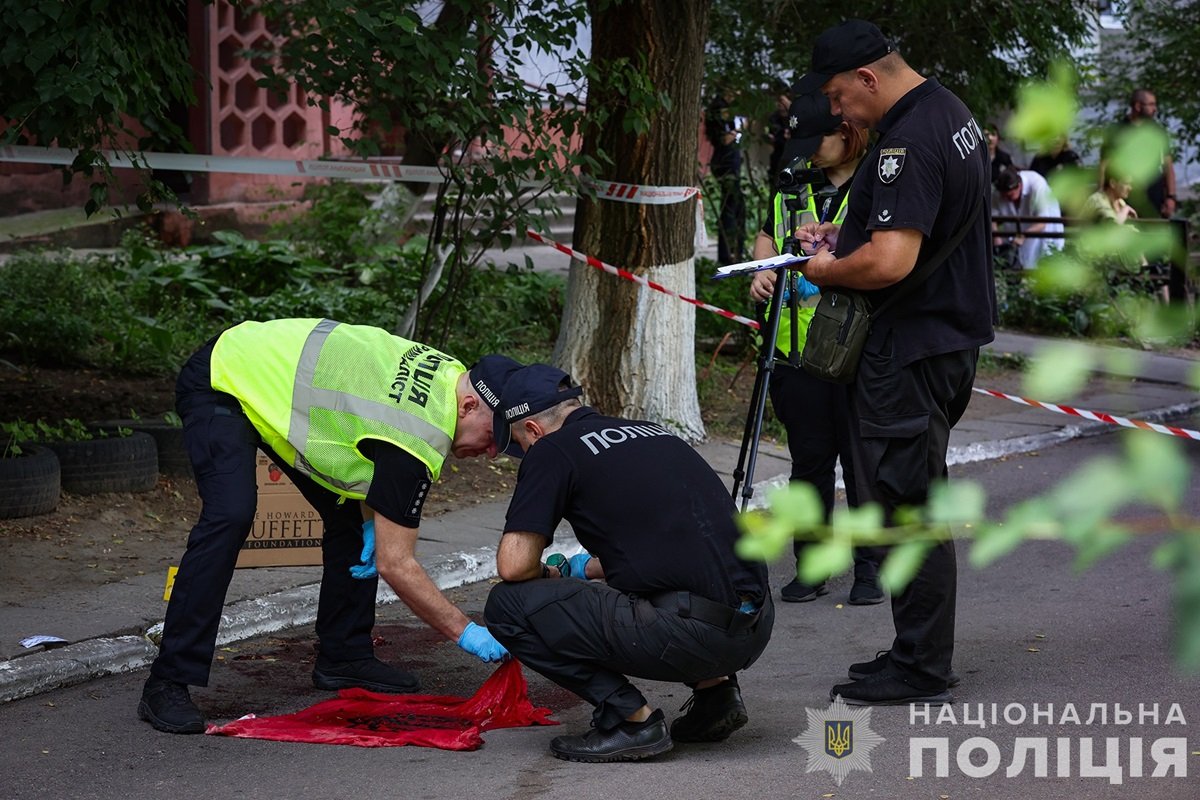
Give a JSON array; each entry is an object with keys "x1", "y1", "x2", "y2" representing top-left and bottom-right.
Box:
[{"x1": 209, "y1": 1, "x2": 316, "y2": 158}]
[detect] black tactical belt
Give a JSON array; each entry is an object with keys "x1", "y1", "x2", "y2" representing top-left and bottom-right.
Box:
[{"x1": 646, "y1": 591, "x2": 759, "y2": 634}]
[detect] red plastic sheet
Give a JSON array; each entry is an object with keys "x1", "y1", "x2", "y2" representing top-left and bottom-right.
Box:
[{"x1": 207, "y1": 660, "x2": 557, "y2": 750}]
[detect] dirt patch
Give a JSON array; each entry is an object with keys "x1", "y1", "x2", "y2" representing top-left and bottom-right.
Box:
[{"x1": 0, "y1": 365, "x2": 177, "y2": 424}]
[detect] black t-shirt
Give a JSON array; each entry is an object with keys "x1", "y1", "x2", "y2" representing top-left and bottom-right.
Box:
[
  {"x1": 359, "y1": 439, "x2": 433, "y2": 528},
  {"x1": 835, "y1": 78, "x2": 997, "y2": 366},
  {"x1": 503, "y1": 408, "x2": 767, "y2": 606}
]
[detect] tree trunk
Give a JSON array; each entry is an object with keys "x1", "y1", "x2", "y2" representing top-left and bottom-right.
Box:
[{"x1": 554, "y1": 0, "x2": 711, "y2": 442}]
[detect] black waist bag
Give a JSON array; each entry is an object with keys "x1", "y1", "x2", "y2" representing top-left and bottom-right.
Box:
[{"x1": 800, "y1": 290, "x2": 872, "y2": 384}]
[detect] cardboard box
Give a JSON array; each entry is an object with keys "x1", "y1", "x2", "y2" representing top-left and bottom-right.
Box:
[
  {"x1": 256, "y1": 450, "x2": 297, "y2": 495},
  {"x1": 235, "y1": 451, "x2": 325, "y2": 567}
]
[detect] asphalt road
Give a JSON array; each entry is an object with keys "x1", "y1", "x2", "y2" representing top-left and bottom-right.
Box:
[{"x1": 1, "y1": 430, "x2": 1198, "y2": 800}]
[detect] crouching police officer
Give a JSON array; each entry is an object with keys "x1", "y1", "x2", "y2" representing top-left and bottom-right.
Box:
[
  {"x1": 139, "y1": 318, "x2": 520, "y2": 734},
  {"x1": 484, "y1": 364, "x2": 774, "y2": 762}
]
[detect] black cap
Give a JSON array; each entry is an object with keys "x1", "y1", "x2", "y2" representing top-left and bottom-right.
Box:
[
  {"x1": 495, "y1": 364, "x2": 584, "y2": 457},
  {"x1": 780, "y1": 92, "x2": 843, "y2": 164},
  {"x1": 794, "y1": 20, "x2": 894, "y2": 95},
  {"x1": 467, "y1": 354, "x2": 524, "y2": 453}
]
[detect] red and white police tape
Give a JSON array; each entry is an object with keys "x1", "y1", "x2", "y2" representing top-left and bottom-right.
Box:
[
  {"x1": 523, "y1": 229, "x2": 759, "y2": 330},
  {"x1": 8, "y1": 145, "x2": 1192, "y2": 442},
  {"x1": 0, "y1": 144, "x2": 448, "y2": 182},
  {"x1": 579, "y1": 175, "x2": 700, "y2": 205},
  {"x1": 524, "y1": 230, "x2": 1199, "y2": 443},
  {"x1": 972, "y1": 387, "x2": 1200, "y2": 441},
  {"x1": 0, "y1": 145, "x2": 702, "y2": 204}
]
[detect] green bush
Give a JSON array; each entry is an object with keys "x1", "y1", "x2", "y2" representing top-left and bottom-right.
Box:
[
  {"x1": 693, "y1": 255, "x2": 758, "y2": 349},
  {"x1": 436, "y1": 263, "x2": 564, "y2": 363},
  {"x1": 0, "y1": 252, "x2": 119, "y2": 365},
  {"x1": 995, "y1": 265, "x2": 1155, "y2": 339},
  {"x1": 271, "y1": 181, "x2": 380, "y2": 268}
]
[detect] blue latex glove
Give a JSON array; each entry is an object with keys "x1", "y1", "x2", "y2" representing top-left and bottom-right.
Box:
[
  {"x1": 566, "y1": 553, "x2": 592, "y2": 580},
  {"x1": 781, "y1": 274, "x2": 821, "y2": 303},
  {"x1": 547, "y1": 552, "x2": 592, "y2": 579},
  {"x1": 457, "y1": 622, "x2": 510, "y2": 663},
  {"x1": 349, "y1": 519, "x2": 377, "y2": 579}
]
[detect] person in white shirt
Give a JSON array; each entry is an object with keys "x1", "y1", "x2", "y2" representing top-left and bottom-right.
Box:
[{"x1": 992, "y1": 167, "x2": 1064, "y2": 269}]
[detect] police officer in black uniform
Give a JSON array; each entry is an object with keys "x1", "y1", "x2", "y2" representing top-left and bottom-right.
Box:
[
  {"x1": 484, "y1": 365, "x2": 774, "y2": 762},
  {"x1": 792, "y1": 20, "x2": 996, "y2": 706}
]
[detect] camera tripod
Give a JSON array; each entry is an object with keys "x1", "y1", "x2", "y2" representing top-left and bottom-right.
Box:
[{"x1": 729, "y1": 184, "x2": 833, "y2": 509}]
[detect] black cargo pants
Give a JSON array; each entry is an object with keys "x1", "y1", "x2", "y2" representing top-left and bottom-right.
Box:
[
  {"x1": 847, "y1": 334, "x2": 979, "y2": 690},
  {"x1": 485, "y1": 579, "x2": 774, "y2": 731},
  {"x1": 150, "y1": 339, "x2": 376, "y2": 687}
]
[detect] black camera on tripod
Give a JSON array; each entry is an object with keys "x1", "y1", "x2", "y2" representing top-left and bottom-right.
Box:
[{"x1": 776, "y1": 155, "x2": 825, "y2": 194}]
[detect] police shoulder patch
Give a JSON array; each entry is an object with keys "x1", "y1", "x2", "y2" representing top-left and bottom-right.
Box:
[{"x1": 877, "y1": 147, "x2": 906, "y2": 184}]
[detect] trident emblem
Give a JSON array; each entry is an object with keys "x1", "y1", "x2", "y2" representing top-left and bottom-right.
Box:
[{"x1": 825, "y1": 721, "x2": 853, "y2": 758}]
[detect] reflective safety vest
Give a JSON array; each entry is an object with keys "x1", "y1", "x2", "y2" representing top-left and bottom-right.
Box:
[
  {"x1": 766, "y1": 169, "x2": 850, "y2": 357},
  {"x1": 210, "y1": 319, "x2": 464, "y2": 498}
]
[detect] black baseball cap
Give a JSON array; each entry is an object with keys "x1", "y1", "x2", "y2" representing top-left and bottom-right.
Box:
[
  {"x1": 495, "y1": 364, "x2": 584, "y2": 457},
  {"x1": 468, "y1": 354, "x2": 524, "y2": 452},
  {"x1": 780, "y1": 91, "x2": 843, "y2": 164},
  {"x1": 793, "y1": 20, "x2": 895, "y2": 95}
]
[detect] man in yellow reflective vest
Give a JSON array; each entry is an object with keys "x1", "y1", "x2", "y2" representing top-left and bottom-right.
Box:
[{"x1": 138, "y1": 319, "x2": 522, "y2": 734}]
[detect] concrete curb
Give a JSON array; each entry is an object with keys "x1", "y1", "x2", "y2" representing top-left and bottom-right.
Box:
[
  {"x1": 0, "y1": 636, "x2": 158, "y2": 703},
  {"x1": 0, "y1": 540, "x2": 586, "y2": 703}
]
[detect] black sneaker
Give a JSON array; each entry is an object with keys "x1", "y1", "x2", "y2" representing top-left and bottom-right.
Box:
[
  {"x1": 781, "y1": 578, "x2": 829, "y2": 603},
  {"x1": 138, "y1": 676, "x2": 205, "y2": 734},
  {"x1": 550, "y1": 709, "x2": 673, "y2": 763},
  {"x1": 847, "y1": 650, "x2": 960, "y2": 687},
  {"x1": 312, "y1": 656, "x2": 421, "y2": 693},
  {"x1": 847, "y1": 574, "x2": 885, "y2": 605},
  {"x1": 670, "y1": 679, "x2": 748, "y2": 743},
  {"x1": 831, "y1": 671, "x2": 953, "y2": 707}
]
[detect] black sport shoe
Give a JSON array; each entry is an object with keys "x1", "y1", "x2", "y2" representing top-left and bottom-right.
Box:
[
  {"x1": 670, "y1": 679, "x2": 748, "y2": 743},
  {"x1": 138, "y1": 676, "x2": 205, "y2": 734},
  {"x1": 848, "y1": 650, "x2": 960, "y2": 687},
  {"x1": 848, "y1": 574, "x2": 884, "y2": 605},
  {"x1": 312, "y1": 656, "x2": 421, "y2": 693},
  {"x1": 781, "y1": 578, "x2": 829, "y2": 603},
  {"x1": 550, "y1": 709, "x2": 673, "y2": 763},
  {"x1": 831, "y1": 670, "x2": 953, "y2": 707}
]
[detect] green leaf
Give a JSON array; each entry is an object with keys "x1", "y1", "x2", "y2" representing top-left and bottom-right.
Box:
[
  {"x1": 1105, "y1": 123, "x2": 1171, "y2": 190},
  {"x1": 734, "y1": 510, "x2": 791, "y2": 563},
  {"x1": 1023, "y1": 341, "x2": 1093, "y2": 402},
  {"x1": 765, "y1": 481, "x2": 825, "y2": 533},
  {"x1": 1152, "y1": 540, "x2": 1183, "y2": 571},
  {"x1": 799, "y1": 539, "x2": 853, "y2": 585},
  {"x1": 1005, "y1": 61, "x2": 1078, "y2": 153},
  {"x1": 397, "y1": 13, "x2": 418, "y2": 34},
  {"x1": 926, "y1": 480, "x2": 986, "y2": 525},
  {"x1": 880, "y1": 540, "x2": 933, "y2": 594},
  {"x1": 1123, "y1": 431, "x2": 1189, "y2": 511},
  {"x1": 830, "y1": 502, "x2": 885, "y2": 540},
  {"x1": 1073, "y1": 525, "x2": 1131, "y2": 571},
  {"x1": 969, "y1": 523, "x2": 1028, "y2": 567},
  {"x1": 1165, "y1": 530, "x2": 1200, "y2": 671}
]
